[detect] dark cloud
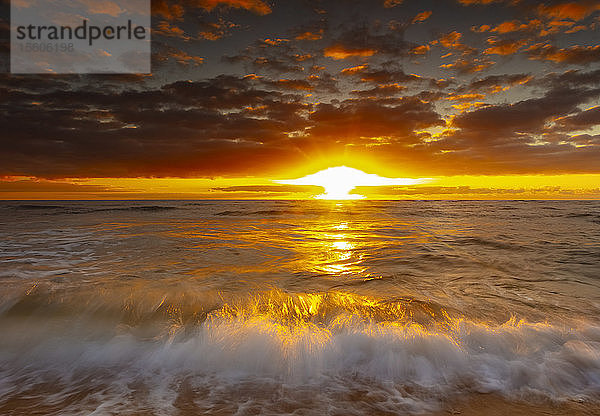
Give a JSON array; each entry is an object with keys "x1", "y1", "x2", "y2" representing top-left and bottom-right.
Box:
[
  {"x1": 350, "y1": 83, "x2": 406, "y2": 97},
  {"x1": 324, "y1": 22, "x2": 413, "y2": 60},
  {"x1": 0, "y1": 178, "x2": 118, "y2": 193},
  {"x1": 223, "y1": 38, "x2": 314, "y2": 74},
  {"x1": 436, "y1": 31, "x2": 477, "y2": 56},
  {"x1": 0, "y1": 75, "x2": 309, "y2": 177},
  {"x1": 398, "y1": 83, "x2": 600, "y2": 175},
  {"x1": 567, "y1": 134, "x2": 600, "y2": 146},
  {"x1": 2, "y1": 0, "x2": 600, "y2": 181},
  {"x1": 484, "y1": 37, "x2": 529, "y2": 55},
  {"x1": 554, "y1": 106, "x2": 600, "y2": 130},
  {"x1": 305, "y1": 96, "x2": 444, "y2": 142},
  {"x1": 540, "y1": 69, "x2": 600, "y2": 87},
  {"x1": 526, "y1": 43, "x2": 600, "y2": 65},
  {"x1": 457, "y1": 73, "x2": 531, "y2": 93},
  {"x1": 340, "y1": 64, "x2": 422, "y2": 84},
  {"x1": 472, "y1": 19, "x2": 544, "y2": 35},
  {"x1": 261, "y1": 78, "x2": 314, "y2": 91},
  {"x1": 440, "y1": 57, "x2": 495, "y2": 74},
  {"x1": 535, "y1": 1, "x2": 600, "y2": 21},
  {"x1": 153, "y1": 0, "x2": 271, "y2": 19},
  {"x1": 452, "y1": 86, "x2": 600, "y2": 134}
]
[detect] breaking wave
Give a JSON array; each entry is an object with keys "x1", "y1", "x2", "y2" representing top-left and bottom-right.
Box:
[{"x1": 1, "y1": 288, "x2": 599, "y2": 415}]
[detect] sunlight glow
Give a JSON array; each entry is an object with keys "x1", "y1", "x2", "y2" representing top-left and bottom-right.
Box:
[{"x1": 275, "y1": 166, "x2": 429, "y2": 200}]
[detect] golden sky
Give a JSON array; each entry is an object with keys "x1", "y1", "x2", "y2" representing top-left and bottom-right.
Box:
[{"x1": 1, "y1": 173, "x2": 599, "y2": 200}]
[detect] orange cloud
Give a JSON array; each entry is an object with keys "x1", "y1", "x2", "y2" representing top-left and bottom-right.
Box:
[
  {"x1": 537, "y1": 2, "x2": 600, "y2": 21},
  {"x1": 293, "y1": 53, "x2": 314, "y2": 62},
  {"x1": 484, "y1": 38, "x2": 529, "y2": 55},
  {"x1": 472, "y1": 24, "x2": 491, "y2": 32},
  {"x1": 439, "y1": 31, "x2": 463, "y2": 49},
  {"x1": 412, "y1": 11, "x2": 432, "y2": 24},
  {"x1": 341, "y1": 64, "x2": 369, "y2": 75},
  {"x1": 198, "y1": 19, "x2": 239, "y2": 41},
  {"x1": 458, "y1": 0, "x2": 498, "y2": 4},
  {"x1": 383, "y1": 0, "x2": 403, "y2": 7},
  {"x1": 437, "y1": 31, "x2": 477, "y2": 57},
  {"x1": 262, "y1": 38, "x2": 289, "y2": 46},
  {"x1": 153, "y1": 0, "x2": 271, "y2": 19},
  {"x1": 491, "y1": 20, "x2": 522, "y2": 33},
  {"x1": 350, "y1": 83, "x2": 406, "y2": 97},
  {"x1": 152, "y1": 1, "x2": 184, "y2": 20},
  {"x1": 441, "y1": 58, "x2": 494, "y2": 73},
  {"x1": 155, "y1": 21, "x2": 191, "y2": 40},
  {"x1": 451, "y1": 102, "x2": 487, "y2": 112},
  {"x1": 458, "y1": 0, "x2": 502, "y2": 6},
  {"x1": 199, "y1": 0, "x2": 272, "y2": 15},
  {"x1": 410, "y1": 44, "x2": 430, "y2": 55},
  {"x1": 324, "y1": 45, "x2": 377, "y2": 60},
  {"x1": 272, "y1": 79, "x2": 314, "y2": 91},
  {"x1": 445, "y1": 93, "x2": 487, "y2": 101},
  {"x1": 170, "y1": 50, "x2": 205, "y2": 66},
  {"x1": 527, "y1": 43, "x2": 600, "y2": 64},
  {"x1": 472, "y1": 19, "x2": 545, "y2": 34},
  {"x1": 564, "y1": 25, "x2": 589, "y2": 34},
  {"x1": 295, "y1": 29, "x2": 324, "y2": 41}
]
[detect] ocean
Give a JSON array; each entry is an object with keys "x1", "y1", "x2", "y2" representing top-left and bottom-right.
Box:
[{"x1": 0, "y1": 200, "x2": 599, "y2": 415}]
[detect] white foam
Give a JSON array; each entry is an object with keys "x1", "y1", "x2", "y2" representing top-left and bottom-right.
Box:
[{"x1": 1, "y1": 312, "x2": 599, "y2": 415}]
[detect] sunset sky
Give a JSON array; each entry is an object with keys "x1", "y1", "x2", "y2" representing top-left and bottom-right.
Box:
[{"x1": 1, "y1": 0, "x2": 599, "y2": 199}]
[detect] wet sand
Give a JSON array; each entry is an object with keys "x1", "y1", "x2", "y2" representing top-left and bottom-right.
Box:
[{"x1": 434, "y1": 394, "x2": 599, "y2": 416}]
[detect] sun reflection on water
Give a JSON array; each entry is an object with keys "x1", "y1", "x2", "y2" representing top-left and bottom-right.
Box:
[{"x1": 290, "y1": 205, "x2": 370, "y2": 276}]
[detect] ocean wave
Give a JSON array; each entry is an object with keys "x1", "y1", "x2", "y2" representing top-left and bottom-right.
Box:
[
  {"x1": 90, "y1": 205, "x2": 180, "y2": 213},
  {"x1": 14, "y1": 204, "x2": 65, "y2": 210},
  {"x1": 1, "y1": 289, "x2": 599, "y2": 415},
  {"x1": 9, "y1": 204, "x2": 180, "y2": 216}
]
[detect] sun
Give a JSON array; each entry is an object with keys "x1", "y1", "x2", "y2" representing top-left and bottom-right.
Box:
[{"x1": 274, "y1": 166, "x2": 428, "y2": 200}]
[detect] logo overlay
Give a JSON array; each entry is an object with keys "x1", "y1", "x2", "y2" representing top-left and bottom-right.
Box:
[{"x1": 11, "y1": 0, "x2": 150, "y2": 74}]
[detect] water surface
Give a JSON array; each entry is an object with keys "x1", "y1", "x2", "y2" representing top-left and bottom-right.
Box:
[{"x1": 1, "y1": 200, "x2": 599, "y2": 414}]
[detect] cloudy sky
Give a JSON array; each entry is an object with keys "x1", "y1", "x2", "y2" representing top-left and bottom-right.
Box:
[{"x1": 1, "y1": 0, "x2": 599, "y2": 199}]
